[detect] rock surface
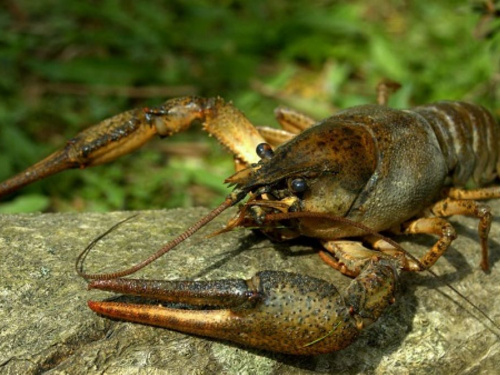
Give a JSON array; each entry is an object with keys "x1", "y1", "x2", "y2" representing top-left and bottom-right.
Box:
[{"x1": 1, "y1": 205, "x2": 499, "y2": 374}]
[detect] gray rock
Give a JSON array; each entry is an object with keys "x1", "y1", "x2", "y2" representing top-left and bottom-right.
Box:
[{"x1": 1, "y1": 204, "x2": 499, "y2": 375}]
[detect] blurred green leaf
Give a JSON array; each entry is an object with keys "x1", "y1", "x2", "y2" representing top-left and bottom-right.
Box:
[
  {"x1": 370, "y1": 37, "x2": 406, "y2": 81},
  {"x1": 0, "y1": 195, "x2": 50, "y2": 213},
  {"x1": 0, "y1": 0, "x2": 498, "y2": 212}
]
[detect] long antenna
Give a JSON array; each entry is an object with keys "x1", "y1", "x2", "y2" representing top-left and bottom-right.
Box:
[{"x1": 76, "y1": 196, "x2": 235, "y2": 280}]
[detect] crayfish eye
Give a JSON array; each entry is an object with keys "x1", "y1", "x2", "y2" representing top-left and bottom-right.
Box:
[
  {"x1": 290, "y1": 178, "x2": 307, "y2": 193},
  {"x1": 256, "y1": 143, "x2": 274, "y2": 160}
]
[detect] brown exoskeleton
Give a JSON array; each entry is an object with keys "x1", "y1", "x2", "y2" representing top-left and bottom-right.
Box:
[{"x1": 0, "y1": 91, "x2": 498, "y2": 355}]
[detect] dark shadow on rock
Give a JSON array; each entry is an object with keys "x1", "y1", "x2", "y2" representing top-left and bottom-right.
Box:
[{"x1": 192, "y1": 232, "x2": 267, "y2": 278}]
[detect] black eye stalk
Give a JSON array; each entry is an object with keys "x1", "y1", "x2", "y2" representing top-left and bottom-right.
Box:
[
  {"x1": 290, "y1": 178, "x2": 307, "y2": 193},
  {"x1": 256, "y1": 143, "x2": 274, "y2": 160}
]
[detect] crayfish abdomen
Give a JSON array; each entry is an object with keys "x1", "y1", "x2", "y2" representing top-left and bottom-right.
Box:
[{"x1": 412, "y1": 101, "x2": 499, "y2": 186}]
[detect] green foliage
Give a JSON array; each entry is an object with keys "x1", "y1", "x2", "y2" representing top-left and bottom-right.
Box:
[{"x1": 0, "y1": 1, "x2": 498, "y2": 212}]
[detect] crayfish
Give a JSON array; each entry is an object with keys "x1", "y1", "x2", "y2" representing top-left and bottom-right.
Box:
[{"x1": 0, "y1": 89, "x2": 498, "y2": 355}]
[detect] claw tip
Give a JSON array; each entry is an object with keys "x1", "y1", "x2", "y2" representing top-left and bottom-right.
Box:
[{"x1": 87, "y1": 300, "x2": 99, "y2": 311}]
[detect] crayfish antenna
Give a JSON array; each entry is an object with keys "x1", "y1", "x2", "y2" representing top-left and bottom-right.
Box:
[{"x1": 76, "y1": 189, "x2": 246, "y2": 281}]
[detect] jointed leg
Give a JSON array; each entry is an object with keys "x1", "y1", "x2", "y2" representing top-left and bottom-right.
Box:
[
  {"x1": 319, "y1": 184, "x2": 495, "y2": 277},
  {"x1": 150, "y1": 97, "x2": 266, "y2": 165},
  {"x1": 321, "y1": 216, "x2": 457, "y2": 276},
  {"x1": 400, "y1": 217, "x2": 457, "y2": 271},
  {"x1": 431, "y1": 198, "x2": 491, "y2": 271},
  {"x1": 446, "y1": 186, "x2": 500, "y2": 201},
  {"x1": 256, "y1": 127, "x2": 296, "y2": 148},
  {"x1": 376, "y1": 80, "x2": 401, "y2": 105},
  {"x1": 255, "y1": 107, "x2": 318, "y2": 148},
  {"x1": 320, "y1": 240, "x2": 388, "y2": 277},
  {"x1": 367, "y1": 192, "x2": 494, "y2": 272},
  {"x1": 274, "y1": 107, "x2": 316, "y2": 133}
]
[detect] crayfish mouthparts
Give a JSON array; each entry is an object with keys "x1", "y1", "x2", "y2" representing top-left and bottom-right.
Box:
[{"x1": 87, "y1": 258, "x2": 400, "y2": 355}]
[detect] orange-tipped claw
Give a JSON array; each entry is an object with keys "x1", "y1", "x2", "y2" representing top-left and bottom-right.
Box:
[
  {"x1": 0, "y1": 107, "x2": 158, "y2": 199},
  {"x1": 0, "y1": 96, "x2": 268, "y2": 199},
  {"x1": 87, "y1": 265, "x2": 398, "y2": 355},
  {"x1": 0, "y1": 148, "x2": 77, "y2": 198},
  {"x1": 88, "y1": 271, "x2": 359, "y2": 355}
]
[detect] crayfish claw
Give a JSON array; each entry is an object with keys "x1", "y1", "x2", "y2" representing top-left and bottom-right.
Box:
[{"x1": 88, "y1": 260, "x2": 399, "y2": 355}]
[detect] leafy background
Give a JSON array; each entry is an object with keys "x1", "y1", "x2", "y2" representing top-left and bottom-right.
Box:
[{"x1": 0, "y1": 0, "x2": 499, "y2": 213}]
